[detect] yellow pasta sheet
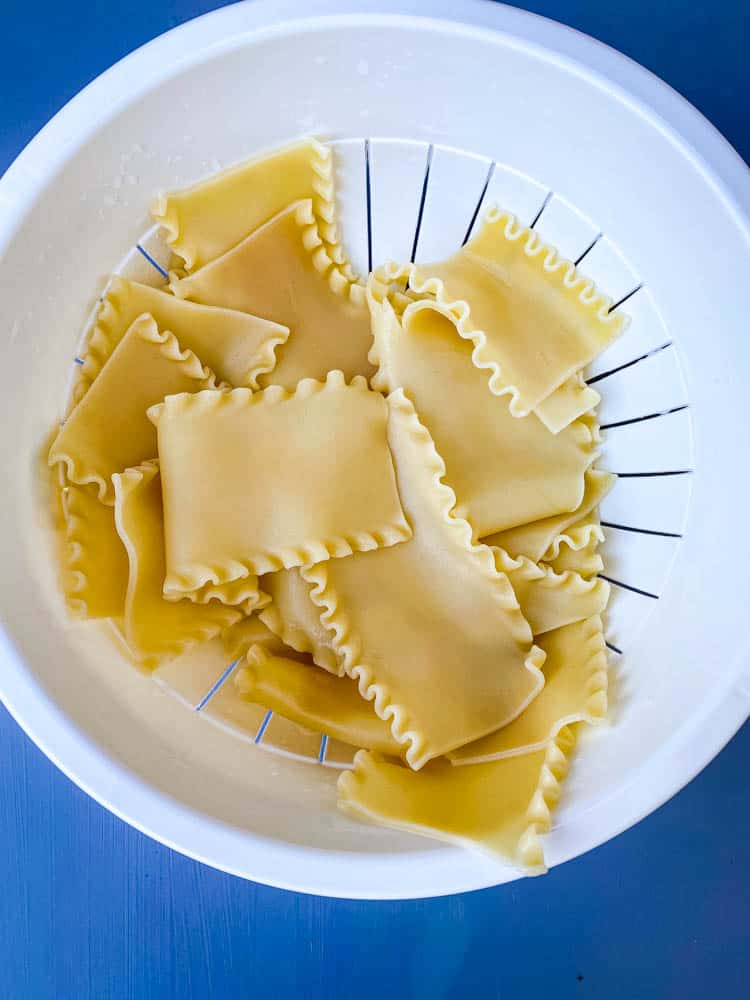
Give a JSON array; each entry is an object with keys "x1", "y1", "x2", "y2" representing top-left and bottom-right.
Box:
[
  {"x1": 61, "y1": 479, "x2": 128, "y2": 618},
  {"x1": 149, "y1": 372, "x2": 412, "y2": 597},
  {"x1": 152, "y1": 137, "x2": 337, "y2": 270},
  {"x1": 302, "y1": 390, "x2": 545, "y2": 770},
  {"x1": 260, "y1": 568, "x2": 339, "y2": 673},
  {"x1": 338, "y1": 727, "x2": 577, "y2": 874},
  {"x1": 367, "y1": 283, "x2": 599, "y2": 536},
  {"x1": 112, "y1": 462, "x2": 253, "y2": 667},
  {"x1": 72, "y1": 277, "x2": 288, "y2": 407},
  {"x1": 171, "y1": 200, "x2": 374, "y2": 389},
  {"x1": 50, "y1": 314, "x2": 221, "y2": 504},
  {"x1": 235, "y1": 645, "x2": 401, "y2": 755},
  {"x1": 449, "y1": 616, "x2": 607, "y2": 763},
  {"x1": 401, "y1": 207, "x2": 627, "y2": 424},
  {"x1": 485, "y1": 468, "x2": 614, "y2": 562}
]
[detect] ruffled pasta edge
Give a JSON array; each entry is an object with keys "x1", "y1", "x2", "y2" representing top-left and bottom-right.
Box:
[
  {"x1": 112, "y1": 460, "x2": 245, "y2": 667},
  {"x1": 60, "y1": 481, "x2": 100, "y2": 617},
  {"x1": 148, "y1": 371, "x2": 413, "y2": 593},
  {"x1": 70, "y1": 278, "x2": 117, "y2": 409},
  {"x1": 517, "y1": 724, "x2": 578, "y2": 873},
  {"x1": 543, "y1": 520, "x2": 605, "y2": 562},
  {"x1": 173, "y1": 581, "x2": 270, "y2": 614},
  {"x1": 494, "y1": 541, "x2": 609, "y2": 599},
  {"x1": 301, "y1": 388, "x2": 546, "y2": 771},
  {"x1": 293, "y1": 198, "x2": 366, "y2": 305}
]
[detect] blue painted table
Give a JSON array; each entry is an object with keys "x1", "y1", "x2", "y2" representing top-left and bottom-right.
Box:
[{"x1": 1, "y1": 2, "x2": 748, "y2": 996}]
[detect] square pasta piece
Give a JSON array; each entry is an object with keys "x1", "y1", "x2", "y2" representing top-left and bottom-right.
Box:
[
  {"x1": 259, "y1": 568, "x2": 340, "y2": 674},
  {"x1": 153, "y1": 137, "x2": 340, "y2": 271},
  {"x1": 402, "y1": 207, "x2": 627, "y2": 424},
  {"x1": 170, "y1": 200, "x2": 375, "y2": 390},
  {"x1": 301, "y1": 390, "x2": 545, "y2": 770},
  {"x1": 71, "y1": 277, "x2": 288, "y2": 408},
  {"x1": 61, "y1": 478, "x2": 129, "y2": 619},
  {"x1": 449, "y1": 616, "x2": 607, "y2": 764},
  {"x1": 367, "y1": 282, "x2": 599, "y2": 536},
  {"x1": 49, "y1": 314, "x2": 222, "y2": 504},
  {"x1": 234, "y1": 645, "x2": 402, "y2": 756},
  {"x1": 112, "y1": 462, "x2": 261, "y2": 667},
  {"x1": 485, "y1": 468, "x2": 614, "y2": 562},
  {"x1": 338, "y1": 727, "x2": 577, "y2": 874},
  {"x1": 148, "y1": 372, "x2": 412, "y2": 598}
]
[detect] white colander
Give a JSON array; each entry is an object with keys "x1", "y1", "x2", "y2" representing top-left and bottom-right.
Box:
[{"x1": 1, "y1": 0, "x2": 748, "y2": 899}]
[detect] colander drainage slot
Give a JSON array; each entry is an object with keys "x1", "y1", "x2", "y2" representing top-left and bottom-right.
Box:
[
  {"x1": 599, "y1": 574, "x2": 659, "y2": 600},
  {"x1": 600, "y1": 403, "x2": 689, "y2": 431},
  {"x1": 195, "y1": 658, "x2": 239, "y2": 712},
  {"x1": 587, "y1": 340, "x2": 673, "y2": 385},
  {"x1": 529, "y1": 190, "x2": 554, "y2": 229},
  {"x1": 614, "y1": 470, "x2": 692, "y2": 478},
  {"x1": 462, "y1": 160, "x2": 495, "y2": 245},
  {"x1": 409, "y1": 143, "x2": 434, "y2": 263},
  {"x1": 600, "y1": 521, "x2": 682, "y2": 540},
  {"x1": 574, "y1": 233, "x2": 602, "y2": 266},
  {"x1": 136, "y1": 243, "x2": 169, "y2": 279}
]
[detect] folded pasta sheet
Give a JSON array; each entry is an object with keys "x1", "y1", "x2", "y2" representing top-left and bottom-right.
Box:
[
  {"x1": 260, "y1": 568, "x2": 340, "y2": 674},
  {"x1": 171, "y1": 200, "x2": 374, "y2": 388},
  {"x1": 338, "y1": 727, "x2": 577, "y2": 874},
  {"x1": 153, "y1": 137, "x2": 337, "y2": 270},
  {"x1": 112, "y1": 462, "x2": 256, "y2": 667},
  {"x1": 449, "y1": 616, "x2": 607, "y2": 764},
  {"x1": 397, "y1": 208, "x2": 627, "y2": 427},
  {"x1": 72, "y1": 277, "x2": 288, "y2": 407},
  {"x1": 50, "y1": 314, "x2": 221, "y2": 504},
  {"x1": 302, "y1": 390, "x2": 545, "y2": 770},
  {"x1": 486, "y1": 468, "x2": 614, "y2": 562},
  {"x1": 235, "y1": 645, "x2": 402, "y2": 755},
  {"x1": 148, "y1": 372, "x2": 412, "y2": 597},
  {"x1": 367, "y1": 282, "x2": 598, "y2": 536},
  {"x1": 534, "y1": 373, "x2": 601, "y2": 435},
  {"x1": 497, "y1": 549, "x2": 610, "y2": 636}
]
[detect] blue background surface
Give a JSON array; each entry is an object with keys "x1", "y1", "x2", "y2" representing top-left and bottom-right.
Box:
[{"x1": 1, "y1": 2, "x2": 748, "y2": 996}]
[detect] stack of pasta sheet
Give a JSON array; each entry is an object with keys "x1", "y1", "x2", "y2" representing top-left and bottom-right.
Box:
[{"x1": 48, "y1": 138, "x2": 627, "y2": 875}]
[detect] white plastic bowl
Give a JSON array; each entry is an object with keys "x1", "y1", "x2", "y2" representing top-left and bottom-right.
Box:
[{"x1": 1, "y1": 0, "x2": 749, "y2": 899}]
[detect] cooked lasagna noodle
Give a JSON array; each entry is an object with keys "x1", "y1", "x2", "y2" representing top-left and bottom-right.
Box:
[
  {"x1": 396, "y1": 208, "x2": 627, "y2": 427},
  {"x1": 48, "y1": 138, "x2": 627, "y2": 875},
  {"x1": 148, "y1": 373, "x2": 411, "y2": 594}
]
